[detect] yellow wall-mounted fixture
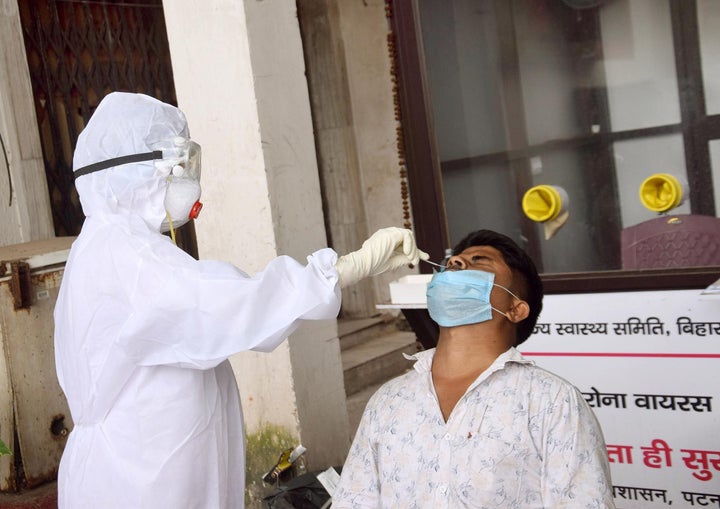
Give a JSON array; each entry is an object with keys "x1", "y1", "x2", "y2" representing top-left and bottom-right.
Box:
[
  {"x1": 639, "y1": 173, "x2": 686, "y2": 213},
  {"x1": 521, "y1": 185, "x2": 570, "y2": 240},
  {"x1": 522, "y1": 185, "x2": 567, "y2": 223}
]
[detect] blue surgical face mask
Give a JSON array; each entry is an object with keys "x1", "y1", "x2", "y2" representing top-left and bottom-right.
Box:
[{"x1": 426, "y1": 269, "x2": 520, "y2": 327}]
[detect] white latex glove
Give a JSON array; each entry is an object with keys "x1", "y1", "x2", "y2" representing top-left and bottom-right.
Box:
[{"x1": 335, "y1": 227, "x2": 429, "y2": 288}]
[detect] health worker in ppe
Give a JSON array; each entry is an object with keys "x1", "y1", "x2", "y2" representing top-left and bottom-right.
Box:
[{"x1": 53, "y1": 92, "x2": 427, "y2": 509}]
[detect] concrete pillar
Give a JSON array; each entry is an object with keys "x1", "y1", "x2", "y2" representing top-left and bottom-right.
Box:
[
  {"x1": 299, "y1": 0, "x2": 421, "y2": 310},
  {"x1": 335, "y1": 0, "x2": 418, "y2": 302},
  {"x1": 0, "y1": 0, "x2": 54, "y2": 246},
  {"x1": 298, "y1": 0, "x2": 375, "y2": 318},
  {"x1": 161, "y1": 0, "x2": 349, "y2": 501}
]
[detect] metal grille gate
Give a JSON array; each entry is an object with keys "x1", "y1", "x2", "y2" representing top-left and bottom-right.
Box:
[{"x1": 19, "y1": 0, "x2": 197, "y2": 256}]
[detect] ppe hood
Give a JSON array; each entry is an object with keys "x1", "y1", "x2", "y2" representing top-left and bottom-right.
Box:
[{"x1": 73, "y1": 92, "x2": 190, "y2": 231}]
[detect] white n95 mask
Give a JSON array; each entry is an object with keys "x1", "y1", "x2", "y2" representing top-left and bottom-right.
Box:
[{"x1": 160, "y1": 178, "x2": 202, "y2": 232}]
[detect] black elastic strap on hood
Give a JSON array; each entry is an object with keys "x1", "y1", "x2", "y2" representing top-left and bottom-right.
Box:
[{"x1": 74, "y1": 151, "x2": 162, "y2": 180}]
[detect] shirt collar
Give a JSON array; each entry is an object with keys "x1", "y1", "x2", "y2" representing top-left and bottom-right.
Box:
[{"x1": 404, "y1": 346, "x2": 534, "y2": 374}]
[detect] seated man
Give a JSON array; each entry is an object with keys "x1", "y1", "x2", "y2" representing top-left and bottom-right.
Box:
[{"x1": 333, "y1": 229, "x2": 616, "y2": 508}]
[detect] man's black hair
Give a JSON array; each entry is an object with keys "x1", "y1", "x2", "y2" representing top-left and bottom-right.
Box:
[{"x1": 452, "y1": 229, "x2": 543, "y2": 346}]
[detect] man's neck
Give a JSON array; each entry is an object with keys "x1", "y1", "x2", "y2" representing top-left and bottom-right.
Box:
[
  {"x1": 430, "y1": 324, "x2": 514, "y2": 421},
  {"x1": 432, "y1": 323, "x2": 513, "y2": 376}
]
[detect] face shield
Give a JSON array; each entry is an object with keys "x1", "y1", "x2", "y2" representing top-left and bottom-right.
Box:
[
  {"x1": 151, "y1": 137, "x2": 201, "y2": 182},
  {"x1": 74, "y1": 136, "x2": 204, "y2": 232}
]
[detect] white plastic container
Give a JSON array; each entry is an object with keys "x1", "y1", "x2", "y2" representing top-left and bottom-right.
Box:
[{"x1": 389, "y1": 274, "x2": 433, "y2": 305}]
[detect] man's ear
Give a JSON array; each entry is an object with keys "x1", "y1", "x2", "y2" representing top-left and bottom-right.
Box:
[{"x1": 507, "y1": 300, "x2": 530, "y2": 323}]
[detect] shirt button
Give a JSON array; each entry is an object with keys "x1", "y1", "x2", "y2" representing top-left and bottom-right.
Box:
[
  {"x1": 444, "y1": 433, "x2": 451, "y2": 440},
  {"x1": 437, "y1": 485, "x2": 448, "y2": 494}
]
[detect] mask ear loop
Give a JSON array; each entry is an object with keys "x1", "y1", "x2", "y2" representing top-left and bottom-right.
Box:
[
  {"x1": 490, "y1": 306, "x2": 511, "y2": 320},
  {"x1": 491, "y1": 284, "x2": 524, "y2": 320},
  {"x1": 494, "y1": 283, "x2": 521, "y2": 302}
]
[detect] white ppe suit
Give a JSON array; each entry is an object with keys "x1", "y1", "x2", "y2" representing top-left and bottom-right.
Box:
[{"x1": 54, "y1": 92, "x2": 419, "y2": 508}]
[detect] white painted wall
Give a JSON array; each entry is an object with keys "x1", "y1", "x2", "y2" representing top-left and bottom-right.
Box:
[
  {"x1": 162, "y1": 0, "x2": 350, "y2": 469},
  {"x1": 0, "y1": 0, "x2": 54, "y2": 247}
]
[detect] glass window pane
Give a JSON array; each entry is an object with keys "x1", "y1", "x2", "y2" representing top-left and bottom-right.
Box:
[
  {"x1": 524, "y1": 148, "x2": 617, "y2": 273},
  {"x1": 600, "y1": 0, "x2": 680, "y2": 130},
  {"x1": 513, "y1": 2, "x2": 586, "y2": 144},
  {"x1": 613, "y1": 135, "x2": 689, "y2": 228},
  {"x1": 709, "y1": 140, "x2": 720, "y2": 210},
  {"x1": 443, "y1": 162, "x2": 522, "y2": 247},
  {"x1": 698, "y1": 0, "x2": 720, "y2": 115},
  {"x1": 420, "y1": 0, "x2": 507, "y2": 161}
]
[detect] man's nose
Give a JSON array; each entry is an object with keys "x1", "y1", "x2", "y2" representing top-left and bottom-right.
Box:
[{"x1": 445, "y1": 255, "x2": 467, "y2": 270}]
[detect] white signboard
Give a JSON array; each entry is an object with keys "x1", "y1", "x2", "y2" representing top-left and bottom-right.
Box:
[{"x1": 520, "y1": 290, "x2": 720, "y2": 508}]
